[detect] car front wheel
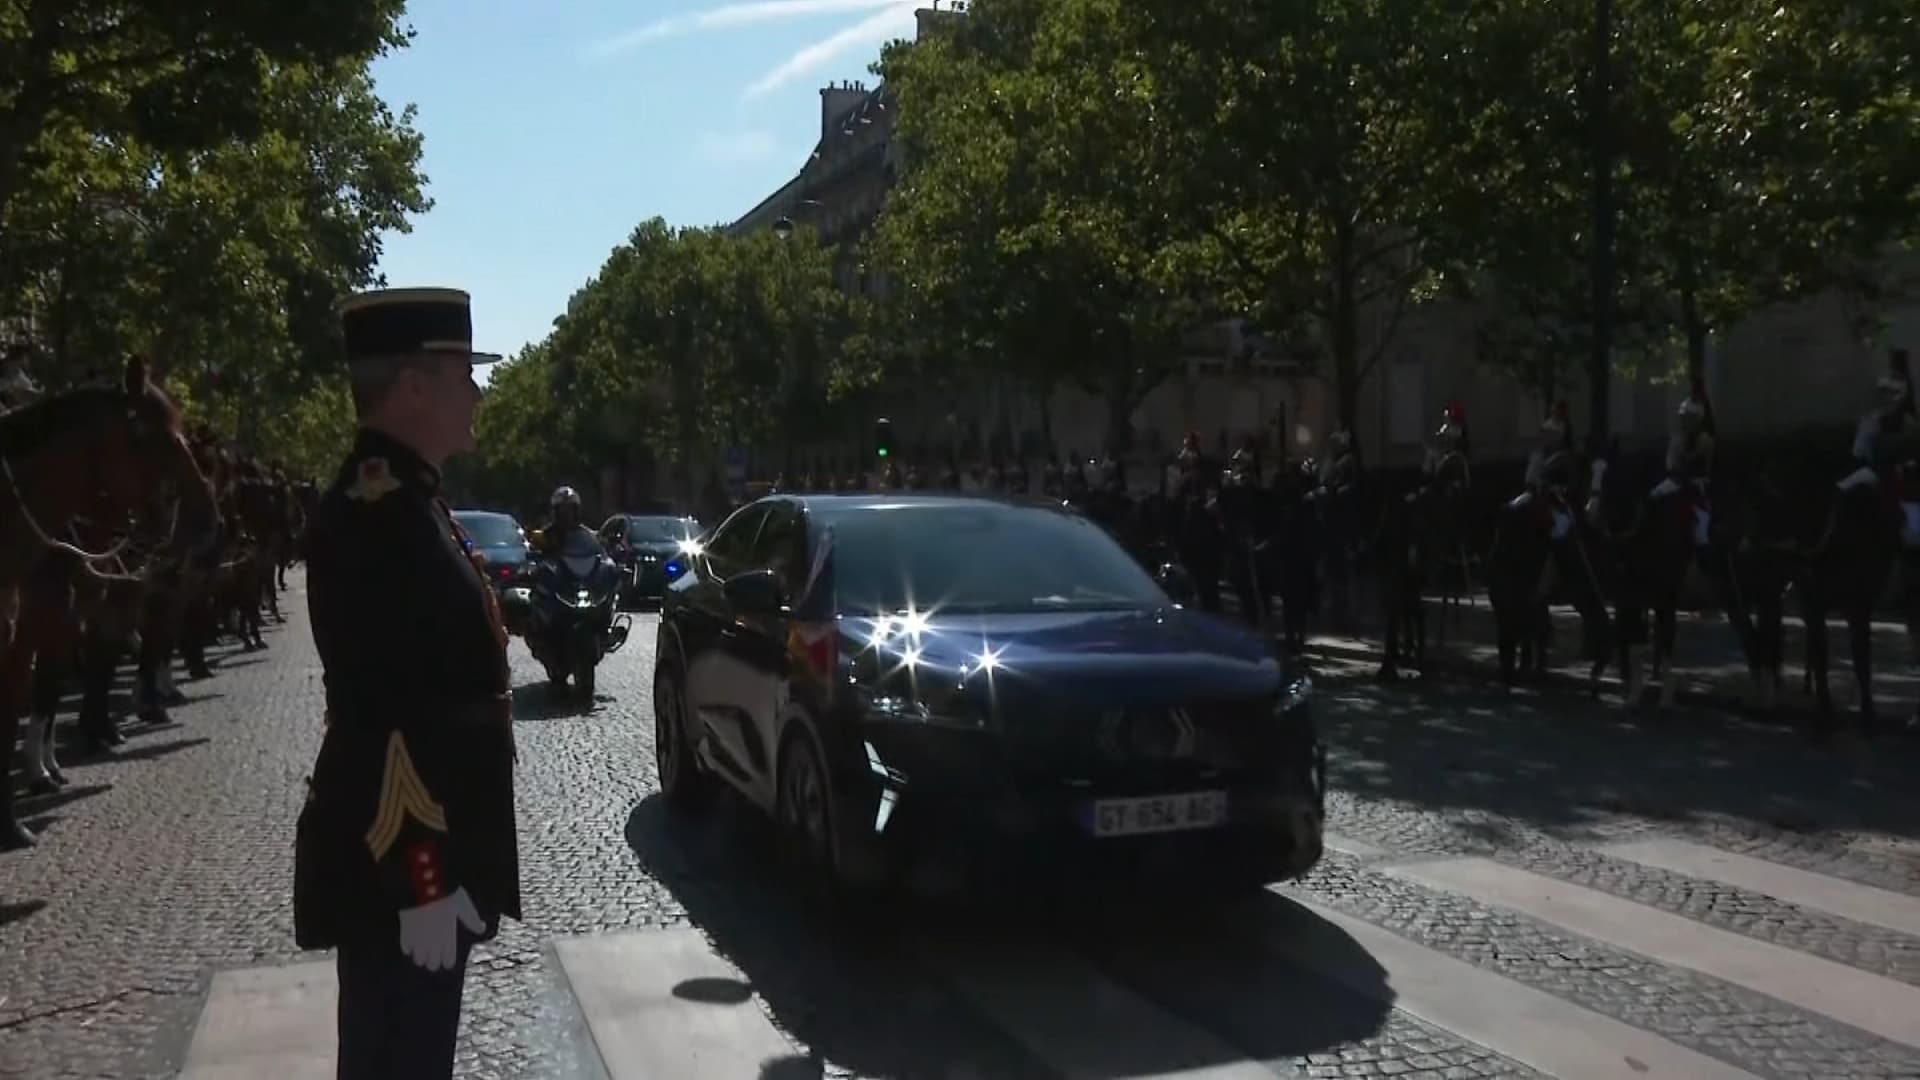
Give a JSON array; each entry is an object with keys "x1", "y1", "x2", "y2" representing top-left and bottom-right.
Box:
[{"x1": 653, "y1": 656, "x2": 712, "y2": 810}]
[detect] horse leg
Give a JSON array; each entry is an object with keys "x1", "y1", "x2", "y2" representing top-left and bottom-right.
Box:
[
  {"x1": 1378, "y1": 581, "x2": 1402, "y2": 680},
  {"x1": 1847, "y1": 607, "x2": 1877, "y2": 734},
  {"x1": 1655, "y1": 601, "x2": 1680, "y2": 710},
  {"x1": 1, "y1": 634, "x2": 38, "y2": 849},
  {"x1": 1494, "y1": 601, "x2": 1518, "y2": 687}
]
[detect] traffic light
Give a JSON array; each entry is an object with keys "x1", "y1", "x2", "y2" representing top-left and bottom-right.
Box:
[{"x1": 873, "y1": 417, "x2": 893, "y2": 460}]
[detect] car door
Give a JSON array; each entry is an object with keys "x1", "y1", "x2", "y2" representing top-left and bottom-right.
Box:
[
  {"x1": 679, "y1": 502, "x2": 770, "y2": 789},
  {"x1": 722, "y1": 498, "x2": 808, "y2": 807}
]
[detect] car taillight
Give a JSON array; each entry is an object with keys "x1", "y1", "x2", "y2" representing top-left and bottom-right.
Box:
[{"x1": 787, "y1": 622, "x2": 837, "y2": 685}]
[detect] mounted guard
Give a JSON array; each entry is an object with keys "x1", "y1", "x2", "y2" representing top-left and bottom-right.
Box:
[
  {"x1": 1839, "y1": 348, "x2": 1920, "y2": 541},
  {"x1": 1424, "y1": 402, "x2": 1472, "y2": 496},
  {"x1": 1651, "y1": 375, "x2": 1716, "y2": 547},
  {"x1": 1512, "y1": 401, "x2": 1579, "y2": 543}
]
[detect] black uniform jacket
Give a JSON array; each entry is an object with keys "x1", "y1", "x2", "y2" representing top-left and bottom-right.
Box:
[{"x1": 294, "y1": 428, "x2": 520, "y2": 951}]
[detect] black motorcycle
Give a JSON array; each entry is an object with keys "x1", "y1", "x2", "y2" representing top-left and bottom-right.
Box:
[{"x1": 509, "y1": 528, "x2": 630, "y2": 700}]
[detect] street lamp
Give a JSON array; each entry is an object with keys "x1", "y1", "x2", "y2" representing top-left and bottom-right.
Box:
[{"x1": 772, "y1": 198, "x2": 824, "y2": 241}]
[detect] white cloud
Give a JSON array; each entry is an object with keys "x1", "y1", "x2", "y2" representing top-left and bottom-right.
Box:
[
  {"x1": 694, "y1": 130, "x2": 781, "y2": 164},
  {"x1": 741, "y1": 2, "x2": 916, "y2": 100},
  {"x1": 587, "y1": 0, "x2": 910, "y2": 59}
]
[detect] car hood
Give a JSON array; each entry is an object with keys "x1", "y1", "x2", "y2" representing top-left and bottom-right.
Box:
[
  {"x1": 474, "y1": 544, "x2": 527, "y2": 565},
  {"x1": 628, "y1": 541, "x2": 690, "y2": 558},
  {"x1": 839, "y1": 607, "x2": 1285, "y2": 710}
]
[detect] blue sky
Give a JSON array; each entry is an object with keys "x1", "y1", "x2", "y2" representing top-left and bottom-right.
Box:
[{"x1": 368, "y1": 0, "x2": 920, "y2": 378}]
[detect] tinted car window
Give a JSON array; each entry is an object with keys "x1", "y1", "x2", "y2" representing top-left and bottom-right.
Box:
[
  {"x1": 627, "y1": 517, "x2": 701, "y2": 543},
  {"x1": 454, "y1": 513, "x2": 523, "y2": 548},
  {"x1": 702, "y1": 504, "x2": 768, "y2": 577},
  {"x1": 825, "y1": 503, "x2": 1167, "y2": 615},
  {"x1": 751, "y1": 501, "x2": 808, "y2": 596}
]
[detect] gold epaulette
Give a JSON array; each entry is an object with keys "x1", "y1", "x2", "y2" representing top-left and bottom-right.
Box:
[{"x1": 364, "y1": 731, "x2": 449, "y2": 860}]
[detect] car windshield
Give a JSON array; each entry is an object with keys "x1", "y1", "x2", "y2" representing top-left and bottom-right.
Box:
[
  {"x1": 455, "y1": 513, "x2": 523, "y2": 548},
  {"x1": 627, "y1": 517, "x2": 701, "y2": 543},
  {"x1": 825, "y1": 503, "x2": 1167, "y2": 615}
]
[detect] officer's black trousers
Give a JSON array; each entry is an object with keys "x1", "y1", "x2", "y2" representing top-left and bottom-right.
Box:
[{"x1": 335, "y1": 937, "x2": 472, "y2": 1080}]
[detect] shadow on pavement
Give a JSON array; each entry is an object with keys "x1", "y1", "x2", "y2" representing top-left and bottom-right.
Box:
[
  {"x1": 624, "y1": 793, "x2": 1393, "y2": 1077},
  {"x1": 0, "y1": 899, "x2": 47, "y2": 928},
  {"x1": 509, "y1": 683, "x2": 607, "y2": 722},
  {"x1": 1312, "y1": 658, "x2": 1920, "y2": 852}
]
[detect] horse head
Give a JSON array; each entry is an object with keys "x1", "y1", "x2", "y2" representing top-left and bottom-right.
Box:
[{"x1": 111, "y1": 356, "x2": 219, "y2": 557}]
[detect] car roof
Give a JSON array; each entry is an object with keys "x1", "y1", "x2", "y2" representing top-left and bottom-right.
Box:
[
  {"x1": 776, "y1": 492, "x2": 1082, "y2": 527},
  {"x1": 451, "y1": 509, "x2": 516, "y2": 521}
]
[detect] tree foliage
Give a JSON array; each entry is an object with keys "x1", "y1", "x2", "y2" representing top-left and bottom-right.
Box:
[
  {"x1": 867, "y1": 0, "x2": 1214, "y2": 452},
  {"x1": 462, "y1": 219, "x2": 860, "y2": 509},
  {"x1": 466, "y1": 0, "x2": 1919, "y2": 499},
  {"x1": 0, "y1": 0, "x2": 428, "y2": 478}
]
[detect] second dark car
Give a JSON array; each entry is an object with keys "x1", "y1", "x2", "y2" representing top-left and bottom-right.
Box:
[
  {"x1": 651, "y1": 493, "x2": 1324, "y2": 899},
  {"x1": 600, "y1": 512, "x2": 704, "y2": 608}
]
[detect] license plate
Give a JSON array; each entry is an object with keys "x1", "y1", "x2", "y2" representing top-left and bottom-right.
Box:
[{"x1": 1083, "y1": 791, "x2": 1229, "y2": 837}]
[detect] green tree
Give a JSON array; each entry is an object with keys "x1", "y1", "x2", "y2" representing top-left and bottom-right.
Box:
[
  {"x1": 0, "y1": 0, "x2": 408, "y2": 227},
  {"x1": 1120, "y1": 0, "x2": 1489, "y2": 435},
  {"x1": 464, "y1": 219, "x2": 857, "y2": 503},
  {"x1": 870, "y1": 0, "x2": 1211, "y2": 454}
]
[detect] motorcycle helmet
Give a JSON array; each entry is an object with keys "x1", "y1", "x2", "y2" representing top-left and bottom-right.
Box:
[{"x1": 549, "y1": 485, "x2": 582, "y2": 528}]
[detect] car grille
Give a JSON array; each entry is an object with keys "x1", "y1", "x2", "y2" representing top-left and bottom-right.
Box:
[{"x1": 1001, "y1": 699, "x2": 1280, "y2": 779}]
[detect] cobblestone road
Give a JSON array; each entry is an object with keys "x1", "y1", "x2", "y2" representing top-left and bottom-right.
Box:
[{"x1": 3, "y1": 570, "x2": 1918, "y2": 1079}]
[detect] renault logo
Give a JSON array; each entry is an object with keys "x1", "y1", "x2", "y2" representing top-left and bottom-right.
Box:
[{"x1": 1096, "y1": 708, "x2": 1198, "y2": 761}]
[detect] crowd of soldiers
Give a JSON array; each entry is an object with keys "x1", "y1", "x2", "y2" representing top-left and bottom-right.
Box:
[
  {"x1": 2, "y1": 346, "x2": 317, "y2": 850},
  {"x1": 745, "y1": 346, "x2": 1920, "y2": 733}
]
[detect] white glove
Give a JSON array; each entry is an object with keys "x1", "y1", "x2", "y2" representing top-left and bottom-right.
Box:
[{"x1": 397, "y1": 886, "x2": 487, "y2": 972}]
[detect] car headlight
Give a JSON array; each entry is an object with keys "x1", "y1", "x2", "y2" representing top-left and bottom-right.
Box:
[
  {"x1": 1276, "y1": 673, "x2": 1312, "y2": 716},
  {"x1": 858, "y1": 688, "x2": 986, "y2": 730}
]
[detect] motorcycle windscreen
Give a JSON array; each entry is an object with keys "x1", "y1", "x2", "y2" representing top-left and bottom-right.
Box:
[{"x1": 559, "y1": 529, "x2": 602, "y2": 580}]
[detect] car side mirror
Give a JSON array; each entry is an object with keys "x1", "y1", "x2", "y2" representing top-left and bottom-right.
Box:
[
  {"x1": 723, "y1": 568, "x2": 787, "y2": 617},
  {"x1": 1156, "y1": 562, "x2": 1197, "y2": 605}
]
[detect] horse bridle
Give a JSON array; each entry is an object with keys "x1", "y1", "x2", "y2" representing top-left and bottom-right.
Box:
[{"x1": 0, "y1": 450, "x2": 133, "y2": 567}]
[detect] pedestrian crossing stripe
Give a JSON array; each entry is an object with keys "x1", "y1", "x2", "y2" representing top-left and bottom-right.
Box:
[
  {"x1": 176, "y1": 834, "x2": 1920, "y2": 1079},
  {"x1": 1391, "y1": 855, "x2": 1920, "y2": 1049}
]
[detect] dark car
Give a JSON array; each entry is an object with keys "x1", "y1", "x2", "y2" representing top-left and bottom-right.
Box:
[
  {"x1": 452, "y1": 509, "x2": 530, "y2": 593},
  {"x1": 599, "y1": 513, "x2": 704, "y2": 607},
  {"x1": 652, "y1": 493, "x2": 1324, "y2": 898}
]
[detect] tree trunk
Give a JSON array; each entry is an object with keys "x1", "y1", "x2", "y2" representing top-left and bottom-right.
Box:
[
  {"x1": 1331, "y1": 218, "x2": 1361, "y2": 436},
  {"x1": 1679, "y1": 253, "x2": 1707, "y2": 384},
  {"x1": 1584, "y1": 0, "x2": 1616, "y2": 452}
]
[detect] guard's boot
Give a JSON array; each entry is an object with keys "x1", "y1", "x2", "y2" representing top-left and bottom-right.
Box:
[
  {"x1": 39, "y1": 714, "x2": 68, "y2": 787},
  {"x1": 0, "y1": 786, "x2": 34, "y2": 850},
  {"x1": 21, "y1": 712, "x2": 58, "y2": 795},
  {"x1": 159, "y1": 662, "x2": 186, "y2": 706}
]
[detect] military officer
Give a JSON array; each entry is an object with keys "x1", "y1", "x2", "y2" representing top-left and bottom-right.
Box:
[{"x1": 294, "y1": 287, "x2": 516, "y2": 1079}]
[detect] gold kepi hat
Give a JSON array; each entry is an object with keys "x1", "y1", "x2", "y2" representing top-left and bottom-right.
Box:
[{"x1": 338, "y1": 287, "x2": 503, "y2": 366}]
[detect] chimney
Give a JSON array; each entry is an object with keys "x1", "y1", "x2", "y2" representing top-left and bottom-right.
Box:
[{"x1": 820, "y1": 81, "x2": 866, "y2": 139}]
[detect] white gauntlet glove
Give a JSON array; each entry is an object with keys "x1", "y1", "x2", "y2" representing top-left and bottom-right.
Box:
[{"x1": 397, "y1": 886, "x2": 487, "y2": 972}]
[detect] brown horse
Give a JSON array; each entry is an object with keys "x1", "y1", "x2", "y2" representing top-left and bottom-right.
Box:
[{"x1": 1, "y1": 356, "x2": 217, "y2": 849}]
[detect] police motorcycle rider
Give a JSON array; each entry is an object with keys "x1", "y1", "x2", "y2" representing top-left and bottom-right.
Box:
[{"x1": 528, "y1": 485, "x2": 598, "y2": 558}]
